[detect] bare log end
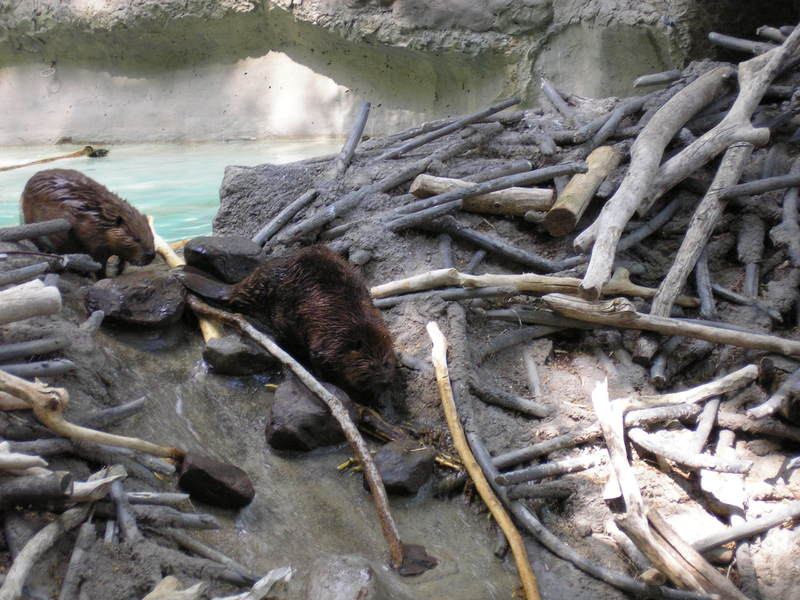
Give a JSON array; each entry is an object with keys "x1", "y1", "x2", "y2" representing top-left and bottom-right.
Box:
[
  {"x1": 544, "y1": 208, "x2": 577, "y2": 237},
  {"x1": 578, "y1": 282, "x2": 603, "y2": 301}
]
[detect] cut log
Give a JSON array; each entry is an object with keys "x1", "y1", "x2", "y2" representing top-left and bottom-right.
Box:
[
  {"x1": 545, "y1": 146, "x2": 621, "y2": 236},
  {"x1": 0, "y1": 280, "x2": 62, "y2": 326},
  {"x1": 409, "y1": 173, "x2": 554, "y2": 216}
]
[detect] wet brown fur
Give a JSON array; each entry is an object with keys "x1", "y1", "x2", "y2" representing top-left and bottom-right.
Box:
[
  {"x1": 21, "y1": 168, "x2": 155, "y2": 268},
  {"x1": 179, "y1": 245, "x2": 397, "y2": 402}
]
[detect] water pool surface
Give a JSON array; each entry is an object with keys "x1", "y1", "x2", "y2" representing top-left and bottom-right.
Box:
[{"x1": 0, "y1": 140, "x2": 342, "y2": 242}]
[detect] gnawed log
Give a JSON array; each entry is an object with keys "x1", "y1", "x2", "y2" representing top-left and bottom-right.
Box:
[
  {"x1": 409, "y1": 173, "x2": 554, "y2": 216},
  {"x1": 0, "y1": 279, "x2": 62, "y2": 326},
  {"x1": 543, "y1": 293, "x2": 800, "y2": 357}
]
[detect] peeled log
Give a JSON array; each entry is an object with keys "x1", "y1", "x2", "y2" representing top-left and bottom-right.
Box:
[
  {"x1": 545, "y1": 146, "x2": 621, "y2": 236},
  {"x1": 0, "y1": 280, "x2": 62, "y2": 325},
  {"x1": 409, "y1": 174, "x2": 554, "y2": 216}
]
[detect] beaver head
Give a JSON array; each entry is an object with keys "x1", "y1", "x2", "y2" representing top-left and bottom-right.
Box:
[{"x1": 79, "y1": 195, "x2": 156, "y2": 267}]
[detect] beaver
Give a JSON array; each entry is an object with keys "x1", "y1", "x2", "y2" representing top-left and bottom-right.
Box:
[
  {"x1": 177, "y1": 245, "x2": 397, "y2": 403},
  {"x1": 21, "y1": 169, "x2": 156, "y2": 272}
]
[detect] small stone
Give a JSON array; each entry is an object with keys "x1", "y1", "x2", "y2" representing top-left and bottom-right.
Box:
[
  {"x1": 178, "y1": 454, "x2": 254, "y2": 509},
  {"x1": 203, "y1": 335, "x2": 279, "y2": 375},
  {"x1": 348, "y1": 249, "x2": 372, "y2": 266},
  {"x1": 303, "y1": 554, "x2": 383, "y2": 600},
  {"x1": 84, "y1": 271, "x2": 186, "y2": 328},
  {"x1": 366, "y1": 439, "x2": 435, "y2": 496},
  {"x1": 265, "y1": 373, "x2": 358, "y2": 451},
  {"x1": 183, "y1": 235, "x2": 262, "y2": 283}
]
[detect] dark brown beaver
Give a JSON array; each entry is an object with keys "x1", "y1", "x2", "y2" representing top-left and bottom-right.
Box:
[
  {"x1": 21, "y1": 168, "x2": 156, "y2": 270},
  {"x1": 177, "y1": 245, "x2": 397, "y2": 403}
]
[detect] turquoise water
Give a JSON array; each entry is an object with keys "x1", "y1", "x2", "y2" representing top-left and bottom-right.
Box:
[{"x1": 0, "y1": 140, "x2": 341, "y2": 242}]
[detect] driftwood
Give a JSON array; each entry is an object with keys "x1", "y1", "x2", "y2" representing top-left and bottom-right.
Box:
[
  {"x1": 379, "y1": 97, "x2": 518, "y2": 160},
  {"x1": 0, "y1": 370, "x2": 184, "y2": 460},
  {"x1": 0, "y1": 219, "x2": 70, "y2": 242},
  {"x1": 394, "y1": 161, "x2": 586, "y2": 218},
  {"x1": 592, "y1": 380, "x2": 748, "y2": 599},
  {"x1": 0, "y1": 359, "x2": 75, "y2": 379},
  {"x1": 496, "y1": 452, "x2": 607, "y2": 485},
  {"x1": 142, "y1": 576, "x2": 205, "y2": 600},
  {"x1": 650, "y1": 143, "x2": 753, "y2": 317},
  {"x1": 746, "y1": 366, "x2": 800, "y2": 419},
  {"x1": 0, "y1": 262, "x2": 49, "y2": 287},
  {"x1": 371, "y1": 267, "x2": 698, "y2": 307},
  {"x1": 334, "y1": 101, "x2": 370, "y2": 179},
  {"x1": 574, "y1": 66, "x2": 735, "y2": 298},
  {"x1": 634, "y1": 70, "x2": 682, "y2": 88},
  {"x1": 691, "y1": 500, "x2": 800, "y2": 553},
  {"x1": 93, "y1": 503, "x2": 220, "y2": 530},
  {"x1": 165, "y1": 529, "x2": 257, "y2": 584},
  {"x1": 251, "y1": 189, "x2": 318, "y2": 245},
  {"x1": 0, "y1": 471, "x2": 73, "y2": 508},
  {"x1": 0, "y1": 336, "x2": 69, "y2": 363},
  {"x1": 477, "y1": 326, "x2": 562, "y2": 363},
  {"x1": 543, "y1": 293, "x2": 800, "y2": 358},
  {"x1": 707, "y1": 31, "x2": 776, "y2": 55},
  {"x1": 286, "y1": 123, "x2": 503, "y2": 241},
  {"x1": 0, "y1": 279, "x2": 62, "y2": 326},
  {"x1": 186, "y1": 297, "x2": 415, "y2": 574},
  {"x1": 427, "y1": 321, "x2": 541, "y2": 600},
  {"x1": 469, "y1": 432, "x2": 713, "y2": 600},
  {"x1": 626, "y1": 428, "x2": 752, "y2": 473},
  {"x1": 409, "y1": 173, "x2": 554, "y2": 216},
  {"x1": 469, "y1": 376, "x2": 551, "y2": 418},
  {"x1": 544, "y1": 146, "x2": 621, "y2": 236},
  {"x1": 540, "y1": 78, "x2": 575, "y2": 124},
  {"x1": 57, "y1": 521, "x2": 95, "y2": 600}
]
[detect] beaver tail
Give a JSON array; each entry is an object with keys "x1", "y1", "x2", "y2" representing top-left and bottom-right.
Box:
[{"x1": 173, "y1": 265, "x2": 234, "y2": 302}]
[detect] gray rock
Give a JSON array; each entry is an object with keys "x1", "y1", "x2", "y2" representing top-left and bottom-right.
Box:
[
  {"x1": 265, "y1": 373, "x2": 358, "y2": 451},
  {"x1": 303, "y1": 554, "x2": 385, "y2": 600},
  {"x1": 183, "y1": 235, "x2": 262, "y2": 283},
  {"x1": 367, "y1": 439, "x2": 435, "y2": 496},
  {"x1": 203, "y1": 335, "x2": 279, "y2": 375},
  {"x1": 84, "y1": 271, "x2": 186, "y2": 328}
]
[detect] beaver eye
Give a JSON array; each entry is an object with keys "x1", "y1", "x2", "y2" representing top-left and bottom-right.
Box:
[{"x1": 115, "y1": 216, "x2": 124, "y2": 227}]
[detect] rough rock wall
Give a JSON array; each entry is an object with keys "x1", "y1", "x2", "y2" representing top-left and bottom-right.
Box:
[{"x1": 0, "y1": 0, "x2": 794, "y2": 143}]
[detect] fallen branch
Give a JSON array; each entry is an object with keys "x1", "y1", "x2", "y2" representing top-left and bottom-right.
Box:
[
  {"x1": 746, "y1": 366, "x2": 800, "y2": 419},
  {"x1": 543, "y1": 293, "x2": 800, "y2": 357},
  {"x1": 691, "y1": 500, "x2": 800, "y2": 553},
  {"x1": 627, "y1": 428, "x2": 752, "y2": 473},
  {"x1": 380, "y1": 97, "x2": 518, "y2": 160},
  {"x1": 187, "y1": 296, "x2": 415, "y2": 574},
  {"x1": 427, "y1": 321, "x2": 541, "y2": 600},
  {"x1": 0, "y1": 262, "x2": 49, "y2": 287},
  {"x1": 574, "y1": 66, "x2": 735, "y2": 298},
  {"x1": 497, "y1": 452, "x2": 607, "y2": 485},
  {"x1": 57, "y1": 521, "x2": 95, "y2": 600},
  {"x1": 371, "y1": 267, "x2": 698, "y2": 307},
  {"x1": 469, "y1": 375, "x2": 551, "y2": 418},
  {"x1": 0, "y1": 218, "x2": 71, "y2": 242},
  {"x1": 251, "y1": 190, "x2": 318, "y2": 245},
  {"x1": 334, "y1": 101, "x2": 371, "y2": 179}
]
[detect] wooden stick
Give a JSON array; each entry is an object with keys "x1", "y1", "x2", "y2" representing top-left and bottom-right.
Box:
[
  {"x1": 691, "y1": 500, "x2": 800, "y2": 553},
  {"x1": 394, "y1": 161, "x2": 586, "y2": 216},
  {"x1": 334, "y1": 101, "x2": 370, "y2": 179},
  {"x1": 0, "y1": 336, "x2": 69, "y2": 363},
  {"x1": 497, "y1": 452, "x2": 607, "y2": 485},
  {"x1": 148, "y1": 217, "x2": 223, "y2": 342},
  {"x1": 379, "y1": 97, "x2": 519, "y2": 159},
  {"x1": 186, "y1": 296, "x2": 408, "y2": 572},
  {"x1": 0, "y1": 147, "x2": 97, "y2": 173},
  {"x1": 0, "y1": 262, "x2": 49, "y2": 287},
  {"x1": 165, "y1": 529, "x2": 257, "y2": 584},
  {"x1": 0, "y1": 504, "x2": 93, "y2": 600},
  {"x1": 627, "y1": 428, "x2": 752, "y2": 473},
  {"x1": 641, "y1": 27, "x2": 800, "y2": 215},
  {"x1": 426, "y1": 321, "x2": 541, "y2": 600},
  {"x1": 0, "y1": 369, "x2": 184, "y2": 459},
  {"x1": 469, "y1": 431, "x2": 713, "y2": 600},
  {"x1": 0, "y1": 279, "x2": 62, "y2": 326},
  {"x1": 540, "y1": 78, "x2": 575, "y2": 124},
  {"x1": 0, "y1": 359, "x2": 75, "y2": 379},
  {"x1": 634, "y1": 70, "x2": 683, "y2": 88},
  {"x1": 409, "y1": 173, "x2": 554, "y2": 216},
  {"x1": 370, "y1": 267, "x2": 698, "y2": 307},
  {"x1": 574, "y1": 66, "x2": 734, "y2": 299},
  {"x1": 0, "y1": 219, "x2": 71, "y2": 242},
  {"x1": 545, "y1": 146, "x2": 621, "y2": 236},
  {"x1": 543, "y1": 293, "x2": 800, "y2": 357},
  {"x1": 251, "y1": 190, "x2": 318, "y2": 245},
  {"x1": 93, "y1": 503, "x2": 220, "y2": 530},
  {"x1": 469, "y1": 376, "x2": 551, "y2": 418},
  {"x1": 57, "y1": 521, "x2": 95, "y2": 600},
  {"x1": 746, "y1": 366, "x2": 800, "y2": 419},
  {"x1": 707, "y1": 31, "x2": 776, "y2": 55}
]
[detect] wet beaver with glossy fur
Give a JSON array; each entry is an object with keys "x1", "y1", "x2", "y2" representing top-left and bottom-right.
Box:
[
  {"x1": 177, "y1": 245, "x2": 397, "y2": 403},
  {"x1": 21, "y1": 169, "x2": 156, "y2": 270}
]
